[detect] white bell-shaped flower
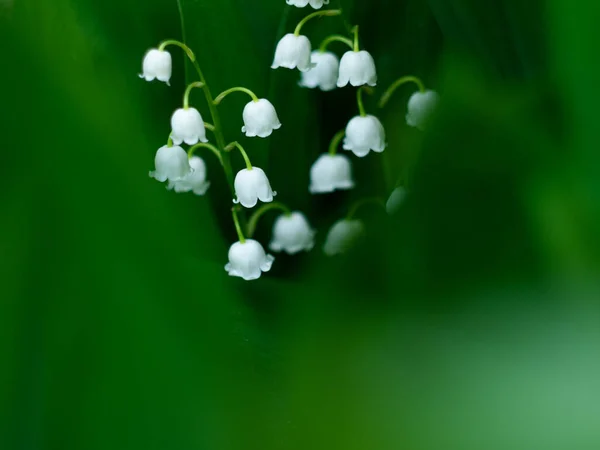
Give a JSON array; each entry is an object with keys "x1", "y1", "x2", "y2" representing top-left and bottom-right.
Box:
[
  {"x1": 234, "y1": 167, "x2": 276, "y2": 208},
  {"x1": 271, "y1": 33, "x2": 313, "y2": 72},
  {"x1": 269, "y1": 212, "x2": 316, "y2": 254},
  {"x1": 225, "y1": 239, "x2": 275, "y2": 281},
  {"x1": 149, "y1": 145, "x2": 191, "y2": 183},
  {"x1": 139, "y1": 49, "x2": 172, "y2": 85},
  {"x1": 241, "y1": 99, "x2": 282, "y2": 138},
  {"x1": 337, "y1": 50, "x2": 377, "y2": 87},
  {"x1": 386, "y1": 186, "x2": 407, "y2": 215},
  {"x1": 406, "y1": 90, "x2": 439, "y2": 130},
  {"x1": 323, "y1": 219, "x2": 365, "y2": 256},
  {"x1": 309, "y1": 154, "x2": 355, "y2": 194},
  {"x1": 286, "y1": 0, "x2": 329, "y2": 8},
  {"x1": 343, "y1": 115, "x2": 386, "y2": 157},
  {"x1": 167, "y1": 156, "x2": 210, "y2": 195},
  {"x1": 170, "y1": 107, "x2": 208, "y2": 146},
  {"x1": 298, "y1": 51, "x2": 339, "y2": 91}
]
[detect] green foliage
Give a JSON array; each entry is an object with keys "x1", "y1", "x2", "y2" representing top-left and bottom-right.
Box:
[{"x1": 1, "y1": 0, "x2": 599, "y2": 449}]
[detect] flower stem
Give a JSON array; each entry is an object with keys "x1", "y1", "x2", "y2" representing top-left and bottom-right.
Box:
[
  {"x1": 167, "y1": 133, "x2": 173, "y2": 147},
  {"x1": 183, "y1": 81, "x2": 205, "y2": 109},
  {"x1": 319, "y1": 34, "x2": 354, "y2": 52},
  {"x1": 357, "y1": 86, "x2": 373, "y2": 117},
  {"x1": 351, "y1": 25, "x2": 360, "y2": 52},
  {"x1": 347, "y1": 197, "x2": 385, "y2": 219},
  {"x1": 246, "y1": 202, "x2": 292, "y2": 238},
  {"x1": 294, "y1": 9, "x2": 342, "y2": 36},
  {"x1": 158, "y1": 39, "x2": 195, "y2": 61},
  {"x1": 225, "y1": 141, "x2": 253, "y2": 171},
  {"x1": 204, "y1": 122, "x2": 215, "y2": 132},
  {"x1": 214, "y1": 87, "x2": 259, "y2": 104},
  {"x1": 187, "y1": 143, "x2": 223, "y2": 165},
  {"x1": 378, "y1": 76, "x2": 426, "y2": 108},
  {"x1": 232, "y1": 207, "x2": 246, "y2": 244},
  {"x1": 328, "y1": 130, "x2": 345, "y2": 155}
]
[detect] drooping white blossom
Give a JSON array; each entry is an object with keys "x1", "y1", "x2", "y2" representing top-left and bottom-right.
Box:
[
  {"x1": 323, "y1": 219, "x2": 365, "y2": 256},
  {"x1": 170, "y1": 108, "x2": 208, "y2": 146},
  {"x1": 386, "y1": 186, "x2": 407, "y2": 215},
  {"x1": 269, "y1": 212, "x2": 316, "y2": 254},
  {"x1": 225, "y1": 239, "x2": 274, "y2": 281},
  {"x1": 406, "y1": 90, "x2": 439, "y2": 130},
  {"x1": 149, "y1": 145, "x2": 191, "y2": 183},
  {"x1": 343, "y1": 115, "x2": 386, "y2": 157},
  {"x1": 271, "y1": 33, "x2": 313, "y2": 72},
  {"x1": 234, "y1": 167, "x2": 276, "y2": 208},
  {"x1": 286, "y1": 0, "x2": 329, "y2": 8},
  {"x1": 167, "y1": 156, "x2": 210, "y2": 195},
  {"x1": 337, "y1": 50, "x2": 377, "y2": 87},
  {"x1": 139, "y1": 49, "x2": 172, "y2": 85},
  {"x1": 241, "y1": 99, "x2": 282, "y2": 138},
  {"x1": 309, "y1": 154, "x2": 355, "y2": 194},
  {"x1": 298, "y1": 51, "x2": 339, "y2": 91}
]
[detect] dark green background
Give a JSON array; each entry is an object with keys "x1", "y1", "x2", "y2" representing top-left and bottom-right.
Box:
[{"x1": 2, "y1": 0, "x2": 599, "y2": 449}]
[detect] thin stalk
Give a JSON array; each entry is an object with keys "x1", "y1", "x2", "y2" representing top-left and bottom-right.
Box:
[
  {"x1": 378, "y1": 76, "x2": 426, "y2": 108},
  {"x1": 246, "y1": 202, "x2": 292, "y2": 238}
]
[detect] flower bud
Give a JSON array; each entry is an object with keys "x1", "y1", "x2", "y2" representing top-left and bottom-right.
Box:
[
  {"x1": 139, "y1": 49, "x2": 172, "y2": 85},
  {"x1": 241, "y1": 99, "x2": 282, "y2": 138},
  {"x1": 170, "y1": 108, "x2": 208, "y2": 146},
  {"x1": 149, "y1": 145, "x2": 191, "y2": 183},
  {"x1": 337, "y1": 50, "x2": 377, "y2": 87},
  {"x1": 309, "y1": 154, "x2": 355, "y2": 194},
  {"x1": 234, "y1": 167, "x2": 276, "y2": 208},
  {"x1": 269, "y1": 212, "x2": 316, "y2": 254},
  {"x1": 286, "y1": 0, "x2": 329, "y2": 8},
  {"x1": 299, "y1": 51, "x2": 339, "y2": 91},
  {"x1": 271, "y1": 33, "x2": 313, "y2": 72},
  {"x1": 168, "y1": 156, "x2": 210, "y2": 195},
  {"x1": 323, "y1": 219, "x2": 364, "y2": 256},
  {"x1": 386, "y1": 187, "x2": 407, "y2": 215},
  {"x1": 406, "y1": 90, "x2": 439, "y2": 130},
  {"x1": 343, "y1": 115, "x2": 386, "y2": 157},
  {"x1": 225, "y1": 239, "x2": 274, "y2": 281}
]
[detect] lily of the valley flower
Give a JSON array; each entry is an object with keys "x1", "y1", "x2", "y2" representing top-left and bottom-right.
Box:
[
  {"x1": 286, "y1": 0, "x2": 329, "y2": 8},
  {"x1": 269, "y1": 212, "x2": 316, "y2": 254},
  {"x1": 170, "y1": 108, "x2": 208, "y2": 146},
  {"x1": 271, "y1": 34, "x2": 313, "y2": 72},
  {"x1": 168, "y1": 156, "x2": 210, "y2": 195},
  {"x1": 309, "y1": 154, "x2": 355, "y2": 194},
  {"x1": 242, "y1": 99, "x2": 282, "y2": 138},
  {"x1": 323, "y1": 219, "x2": 365, "y2": 256},
  {"x1": 343, "y1": 115, "x2": 386, "y2": 157},
  {"x1": 406, "y1": 90, "x2": 439, "y2": 130},
  {"x1": 386, "y1": 186, "x2": 407, "y2": 215},
  {"x1": 234, "y1": 167, "x2": 276, "y2": 208},
  {"x1": 139, "y1": 49, "x2": 172, "y2": 85},
  {"x1": 225, "y1": 239, "x2": 275, "y2": 281},
  {"x1": 337, "y1": 50, "x2": 377, "y2": 87},
  {"x1": 299, "y1": 50, "x2": 339, "y2": 91},
  {"x1": 149, "y1": 145, "x2": 191, "y2": 183}
]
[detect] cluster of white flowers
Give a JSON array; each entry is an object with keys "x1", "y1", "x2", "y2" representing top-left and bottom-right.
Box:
[{"x1": 139, "y1": 5, "x2": 440, "y2": 281}]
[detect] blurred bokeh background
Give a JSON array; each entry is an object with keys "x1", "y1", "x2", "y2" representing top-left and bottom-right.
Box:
[{"x1": 1, "y1": 0, "x2": 599, "y2": 449}]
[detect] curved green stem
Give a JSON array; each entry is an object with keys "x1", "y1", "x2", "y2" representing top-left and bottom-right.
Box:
[
  {"x1": 357, "y1": 86, "x2": 373, "y2": 117},
  {"x1": 294, "y1": 9, "x2": 342, "y2": 36},
  {"x1": 378, "y1": 76, "x2": 426, "y2": 108},
  {"x1": 204, "y1": 122, "x2": 215, "y2": 132},
  {"x1": 167, "y1": 133, "x2": 173, "y2": 147},
  {"x1": 246, "y1": 202, "x2": 292, "y2": 238},
  {"x1": 232, "y1": 208, "x2": 246, "y2": 244},
  {"x1": 214, "y1": 87, "x2": 259, "y2": 104},
  {"x1": 352, "y1": 25, "x2": 360, "y2": 52},
  {"x1": 189, "y1": 59, "x2": 234, "y2": 190},
  {"x1": 347, "y1": 197, "x2": 385, "y2": 219},
  {"x1": 187, "y1": 143, "x2": 223, "y2": 165},
  {"x1": 225, "y1": 141, "x2": 253, "y2": 171},
  {"x1": 319, "y1": 34, "x2": 354, "y2": 52},
  {"x1": 183, "y1": 81, "x2": 205, "y2": 109},
  {"x1": 158, "y1": 39, "x2": 196, "y2": 61},
  {"x1": 329, "y1": 130, "x2": 345, "y2": 155}
]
